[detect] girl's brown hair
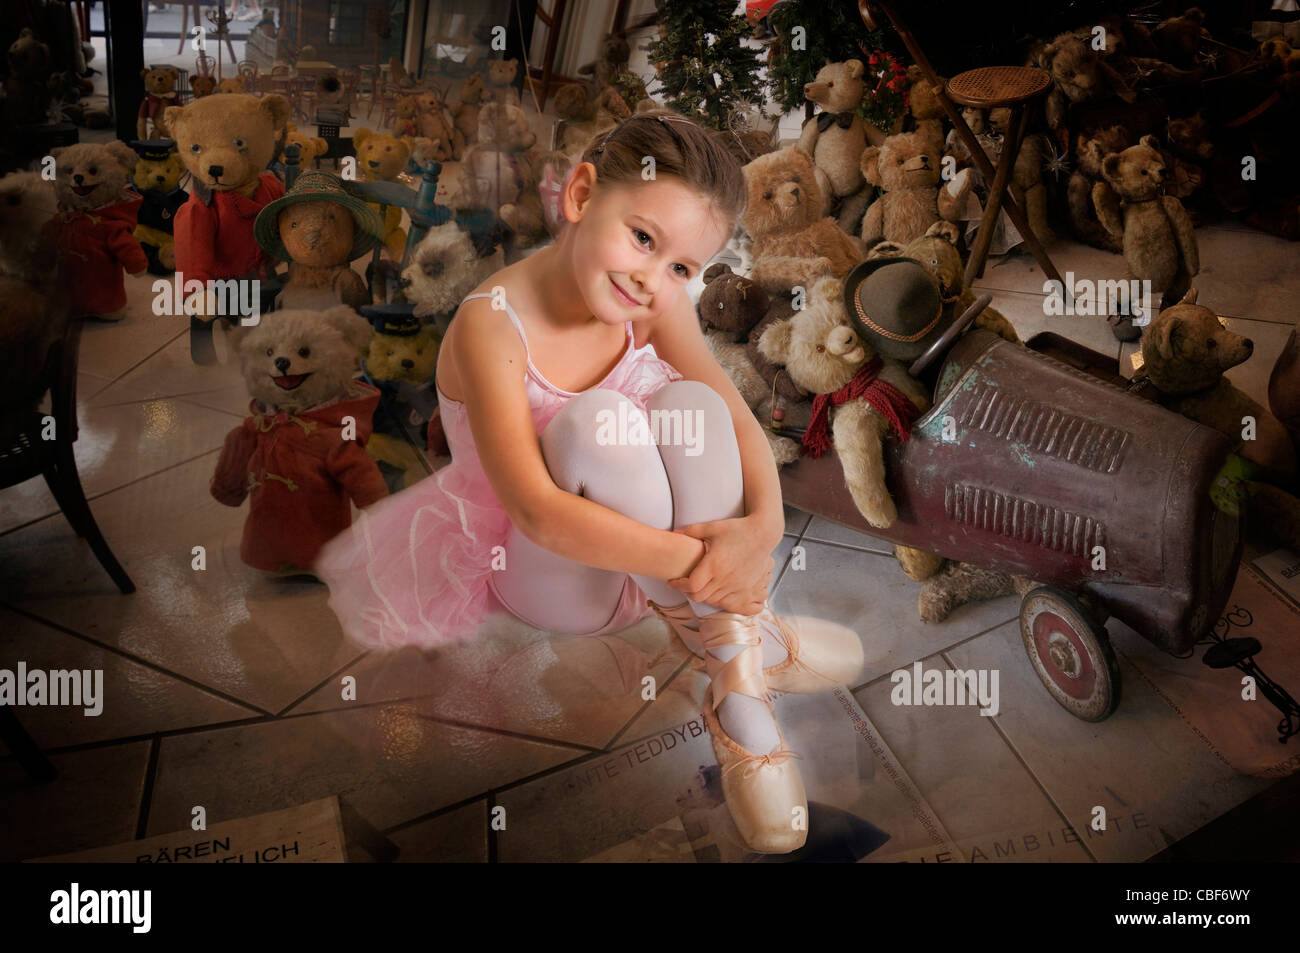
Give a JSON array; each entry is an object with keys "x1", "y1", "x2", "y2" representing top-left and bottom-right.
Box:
[{"x1": 579, "y1": 109, "x2": 747, "y2": 226}]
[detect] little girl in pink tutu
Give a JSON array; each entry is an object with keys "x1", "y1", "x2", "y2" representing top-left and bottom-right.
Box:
[{"x1": 315, "y1": 111, "x2": 864, "y2": 853}]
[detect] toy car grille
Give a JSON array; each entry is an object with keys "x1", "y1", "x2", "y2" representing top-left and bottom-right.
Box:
[
  {"x1": 944, "y1": 484, "x2": 1106, "y2": 557},
  {"x1": 958, "y1": 386, "x2": 1129, "y2": 473}
]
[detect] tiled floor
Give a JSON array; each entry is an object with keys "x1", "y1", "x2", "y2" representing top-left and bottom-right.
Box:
[{"x1": 3, "y1": 52, "x2": 1299, "y2": 862}]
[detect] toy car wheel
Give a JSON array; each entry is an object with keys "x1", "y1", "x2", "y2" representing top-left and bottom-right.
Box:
[{"x1": 1019, "y1": 587, "x2": 1121, "y2": 722}]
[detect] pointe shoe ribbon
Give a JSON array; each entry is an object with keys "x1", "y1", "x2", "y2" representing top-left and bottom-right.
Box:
[{"x1": 649, "y1": 599, "x2": 859, "y2": 694}]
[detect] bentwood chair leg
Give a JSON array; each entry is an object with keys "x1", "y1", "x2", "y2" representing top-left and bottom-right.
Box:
[
  {"x1": 50, "y1": 447, "x2": 136, "y2": 594},
  {"x1": 964, "y1": 104, "x2": 1025, "y2": 291}
]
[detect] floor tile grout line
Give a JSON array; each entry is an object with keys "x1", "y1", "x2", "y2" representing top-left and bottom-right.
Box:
[
  {"x1": 407, "y1": 711, "x2": 605, "y2": 754},
  {"x1": 0, "y1": 716, "x2": 268, "y2": 763},
  {"x1": 486, "y1": 792, "x2": 498, "y2": 863},
  {"x1": 1, "y1": 602, "x2": 275, "y2": 718},
  {"x1": 90, "y1": 326, "x2": 190, "y2": 389},
  {"x1": 135, "y1": 736, "x2": 162, "y2": 841},
  {"x1": 936, "y1": 646, "x2": 1101, "y2": 863},
  {"x1": 845, "y1": 613, "x2": 1020, "y2": 695},
  {"x1": 603, "y1": 655, "x2": 696, "y2": 751},
  {"x1": 0, "y1": 446, "x2": 224, "y2": 539},
  {"x1": 275, "y1": 650, "x2": 372, "y2": 717}
]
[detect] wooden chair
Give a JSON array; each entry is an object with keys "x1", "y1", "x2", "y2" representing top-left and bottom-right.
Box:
[
  {"x1": 238, "y1": 60, "x2": 259, "y2": 92},
  {"x1": 527, "y1": 0, "x2": 569, "y2": 111},
  {"x1": 0, "y1": 318, "x2": 135, "y2": 595},
  {"x1": 858, "y1": 0, "x2": 1064, "y2": 290},
  {"x1": 195, "y1": 52, "x2": 216, "y2": 78}
]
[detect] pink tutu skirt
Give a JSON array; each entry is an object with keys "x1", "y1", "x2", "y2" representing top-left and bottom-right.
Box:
[{"x1": 314, "y1": 458, "x2": 513, "y2": 650}]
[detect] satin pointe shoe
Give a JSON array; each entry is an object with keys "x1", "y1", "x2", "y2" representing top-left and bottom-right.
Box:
[
  {"x1": 698, "y1": 613, "x2": 807, "y2": 854},
  {"x1": 650, "y1": 600, "x2": 864, "y2": 695}
]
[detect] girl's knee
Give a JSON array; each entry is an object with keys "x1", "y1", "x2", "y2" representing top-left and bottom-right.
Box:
[{"x1": 647, "y1": 379, "x2": 728, "y2": 416}]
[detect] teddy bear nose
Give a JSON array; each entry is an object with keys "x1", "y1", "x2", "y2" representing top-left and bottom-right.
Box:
[
  {"x1": 208, "y1": 164, "x2": 224, "y2": 179},
  {"x1": 274, "y1": 356, "x2": 291, "y2": 373},
  {"x1": 73, "y1": 173, "x2": 84, "y2": 184},
  {"x1": 401, "y1": 358, "x2": 415, "y2": 369},
  {"x1": 1243, "y1": 338, "x2": 1254, "y2": 353}
]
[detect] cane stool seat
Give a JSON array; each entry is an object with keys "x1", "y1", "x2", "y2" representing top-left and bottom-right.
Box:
[{"x1": 946, "y1": 66, "x2": 1050, "y2": 108}]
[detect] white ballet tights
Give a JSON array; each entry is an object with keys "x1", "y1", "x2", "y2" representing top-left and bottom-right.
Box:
[{"x1": 490, "y1": 381, "x2": 786, "y2": 755}]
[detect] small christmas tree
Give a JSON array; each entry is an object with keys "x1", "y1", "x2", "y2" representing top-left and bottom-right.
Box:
[
  {"x1": 647, "y1": 0, "x2": 767, "y2": 131},
  {"x1": 765, "y1": 1, "x2": 887, "y2": 119}
]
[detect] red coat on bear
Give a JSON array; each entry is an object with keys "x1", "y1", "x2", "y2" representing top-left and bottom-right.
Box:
[
  {"x1": 210, "y1": 380, "x2": 389, "y2": 572},
  {"x1": 174, "y1": 172, "x2": 285, "y2": 284},
  {"x1": 43, "y1": 193, "x2": 149, "y2": 315}
]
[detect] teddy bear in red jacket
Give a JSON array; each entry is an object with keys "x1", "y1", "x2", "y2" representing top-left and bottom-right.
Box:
[
  {"x1": 164, "y1": 93, "x2": 291, "y2": 363},
  {"x1": 43, "y1": 141, "x2": 149, "y2": 320},
  {"x1": 210, "y1": 305, "x2": 389, "y2": 573}
]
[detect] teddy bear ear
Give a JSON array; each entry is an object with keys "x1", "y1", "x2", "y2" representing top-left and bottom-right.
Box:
[
  {"x1": 163, "y1": 105, "x2": 184, "y2": 137},
  {"x1": 703, "y1": 263, "x2": 733, "y2": 283},
  {"x1": 925, "y1": 221, "x2": 960, "y2": 245},
  {"x1": 1179, "y1": 287, "x2": 1199, "y2": 306},
  {"x1": 320, "y1": 305, "x2": 374, "y2": 352},
  {"x1": 907, "y1": 65, "x2": 922, "y2": 82},
  {"x1": 139, "y1": 67, "x2": 149, "y2": 80},
  {"x1": 757, "y1": 319, "x2": 794, "y2": 364},
  {"x1": 1139, "y1": 134, "x2": 1159, "y2": 150},
  {"x1": 1101, "y1": 153, "x2": 1121, "y2": 181},
  {"x1": 1148, "y1": 312, "x2": 1181, "y2": 361},
  {"x1": 860, "y1": 146, "x2": 883, "y2": 185},
  {"x1": 105, "y1": 140, "x2": 140, "y2": 172},
  {"x1": 50, "y1": 146, "x2": 66, "y2": 160},
  {"x1": 845, "y1": 59, "x2": 864, "y2": 79},
  {"x1": 260, "y1": 94, "x2": 291, "y2": 130}
]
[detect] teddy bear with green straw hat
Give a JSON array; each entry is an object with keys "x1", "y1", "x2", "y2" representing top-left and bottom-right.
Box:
[{"x1": 254, "y1": 170, "x2": 387, "y2": 312}]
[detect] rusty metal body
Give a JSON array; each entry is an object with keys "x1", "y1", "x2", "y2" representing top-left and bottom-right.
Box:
[{"x1": 780, "y1": 328, "x2": 1242, "y2": 656}]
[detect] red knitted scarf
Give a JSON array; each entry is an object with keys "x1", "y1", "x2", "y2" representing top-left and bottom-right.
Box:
[{"x1": 802, "y1": 356, "x2": 919, "y2": 458}]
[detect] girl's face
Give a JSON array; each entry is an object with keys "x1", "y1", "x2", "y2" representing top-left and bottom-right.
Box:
[{"x1": 563, "y1": 165, "x2": 731, "y2": 327}]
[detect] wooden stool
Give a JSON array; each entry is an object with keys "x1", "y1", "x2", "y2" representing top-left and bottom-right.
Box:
[
  {"x1": 857, "y1": 1, "x2": 1064, "y2": 291},
  {"x1": 947, "y1": 66, "x2": 1052, "y2": 290}
]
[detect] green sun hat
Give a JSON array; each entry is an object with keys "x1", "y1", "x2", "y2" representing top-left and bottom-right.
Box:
[
  {"x1": 254, "y1": 170, "x2": 386, "y2": 263},
  {"x1": 842, "y1": 256, "x2": 955, "y2": 362}
]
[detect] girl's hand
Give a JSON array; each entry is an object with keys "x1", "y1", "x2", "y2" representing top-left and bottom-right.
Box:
[{"x1": 667, "y1": 516, "x2": 780, "y2": 615}]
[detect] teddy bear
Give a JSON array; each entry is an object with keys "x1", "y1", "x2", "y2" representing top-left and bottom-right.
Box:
[
  {"x1": 362, "y1": 313, "x2": 441, "y2": 489},
  {"x1": 1134, "y1": 289, "x2": 1300, "y2": 553},
  {"x1": 352, "y1": 128, "x2": 411, "y2": 260},
  {"x1": 756, "y1": 275, "x2": 933, "y2": 536},
  {"x1": 741, "y1": 146, "x2": 865, "y2": 295},
  {"x1": 189, "y1": 74, "x2": 217, "y2": 99},
  {"x1": 1092, "y1": 135, "x2": 1199, "y2": 315},
  {"x1": 1032, "y1": 30, "x2": 1136, "y2": 148},
  {"x1": 217, "y1": 76, "x2": 251, "y2": 95},
  {"x1": 129, "y1": 140, "x2": 187, "y2": 275},
  {"x1": 859, "y1": 126, "x2": 973, "y2": 247},
  {"x1": 42, "y1": 142, "x2": 149, "y2": 321},
  {"x1": 553, "y1": 83, "x2": 627, "y2": 157},
  {"x1": 5, "y1": 28, "x2": 52, "y2": 127},
  {"x1": 0, "y1": 170, "x2": 60, "y2": 291},
  {"x1": 390, "y1": 94, "x2": 420, "y2": 139},
  {"x1": 484, "y1": 57, "x2": 522, "y2": 106},
  {"x1": 1151, "y1": 8, "x2": 1210, "y2": 69},
  {"x1": 210, "y1": 305, "x2": 389, "y2": 573},
  {"x1": 449, "y1": 72, "x2": 486, "y2": 146},
  {"x1": 696, "y1": 264, "x2": 806, "y2": 467},
  {"x1": 796, "y1": 59, "x2": 879, "y2": 231},
  {"x1": 465, "y1": 102, "x2": 546, "y2": 249},
  {"x1": 1066, "y1": 124, "x2": 1129, "y2": 253},
  {"x1": 165, "y1": 92, "x2": 290, "y2": 362},
  {"x1": 903, "y1": 64, "x2": 947, "y2": 139},
  {"x1": 282, "y1": 123, "x2": 331, "y2": 169},
  {"x1": 413, "y1": 90, "x2": 466, "y2": 161},
  {"x1": 137, "y1": 67, "x2": 180, "y2": 139},
  {"x1": 1159, "y1": 112, "x2": 1214, "y2": 222},
  {"x1": 254, "y1": 170, "x2": 384, "y2": 311},
  {"x1": 400, "y1": 221, "x2": 505, "y2": 324},
  {"x1": 576, "y1": 34, "x2": 650, "y2": 113}
]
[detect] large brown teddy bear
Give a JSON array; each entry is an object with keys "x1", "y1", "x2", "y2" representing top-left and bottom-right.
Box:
[
  {"x1": 466, "y1": 102, "x2": 546, "y2": 249},
  {"x1": 741, "y1": 146, "x2": 865, "y2": 295},
  {"x1": 1136, "y1": 290, "x2": 1300, "y2": 553},
  {"x1": 796, "y1": 59, "x2": 880, "y2": 230},
  {"x1": 43, "y1": 142, "x2": 149, "y2": 320},
  {"x1": 1032, "y1": 31, "x2": 1136, "y2": 149},
  {"x1": 904, "y1": 65, "x2": 947, "y2": 137},
  {"x1": 413, "y1": 90, "x2": 465, "y2": 160},
  {"x1": 1092, "y1": 135, "x2": 1199, "y2": 312},
  {"x1": 859, "y1": 126, "x2": 973, "y2": 247},
  {"x1": 1067, "y1": 124, "x2": 1129, "y2": 252},
  {"x1": 165, "y1": 93, "x2": 290, "y2": 361},
  {"x1": 353, "y1": 128, "x2": 411, "y2": 260},
  {"x1": 138, "y1": 67, "x2": 180, "y2": 139}
]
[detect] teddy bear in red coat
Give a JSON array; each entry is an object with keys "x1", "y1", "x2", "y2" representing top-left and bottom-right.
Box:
[
  {"x1": 210, "y1": 305, "x2": 389, "y2": 573},
  {"x1": 43, "y1": 141, "x2": 149, "y2": 320}
]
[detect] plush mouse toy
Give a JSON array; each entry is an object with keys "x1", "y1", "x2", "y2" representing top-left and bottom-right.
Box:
[{"x1": 210, "y1": 306, "x2": 388, "y2": 573}]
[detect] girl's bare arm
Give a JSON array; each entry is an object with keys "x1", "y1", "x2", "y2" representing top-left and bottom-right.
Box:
[{"x1": 450, "y1": 296, "x2": 707, "y2": 578}]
